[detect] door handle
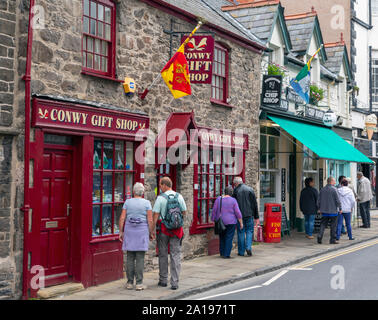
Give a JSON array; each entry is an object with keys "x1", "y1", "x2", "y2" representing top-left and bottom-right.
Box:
[{"x1": 67, "y1": 204, "x2": 71, "y2": 217}]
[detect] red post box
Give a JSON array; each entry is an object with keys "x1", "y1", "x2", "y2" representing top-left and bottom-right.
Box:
[{"x1": 263, "y1": 203, "x2": 282, "y2": 243}]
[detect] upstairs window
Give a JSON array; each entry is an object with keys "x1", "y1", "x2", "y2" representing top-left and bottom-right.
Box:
[
  {"x1": 372, "y1": 0, "x2": 378, "y2": 16},
  {"x1": 372, "y1": 59, "x2": 378, "y2": 103},
  {"x1": 82, "y1": 0, "x2": 115, "y2": 77},
  {"x1": 211, "y1": 43, "x2": 229, "y2": 104}
]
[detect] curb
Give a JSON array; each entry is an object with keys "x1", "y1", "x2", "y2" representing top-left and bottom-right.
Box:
[{"x1": 163, "y1": 234, "x2": 378, "y2": 300}]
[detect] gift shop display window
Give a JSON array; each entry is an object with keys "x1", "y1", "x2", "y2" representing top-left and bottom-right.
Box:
[
  {"x1": 195, "y1": 148, "x2": 244, "y2": 227},
  {"x1": 92, "y1": 139, "x2": 134, "y2": 237}
]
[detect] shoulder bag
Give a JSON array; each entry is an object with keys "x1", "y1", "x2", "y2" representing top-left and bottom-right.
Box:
[{"x1": 214, "y1": 196, "x2": 226, "y2": 235}]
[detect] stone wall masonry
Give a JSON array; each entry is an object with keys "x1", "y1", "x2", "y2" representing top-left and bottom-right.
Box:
[
  {"x1": 0, "y1": 0, "x2": 24, "y2": 300},
  {"x1": 15, "y1": 0, "x2": 262, "y2": 291}
]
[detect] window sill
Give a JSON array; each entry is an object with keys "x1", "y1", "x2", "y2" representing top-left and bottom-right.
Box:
[
  {"x1": 189, "y1": 222, "x2": 214, "y2": 235},
  {"x1": 81, "y1": 70, "x2": 124, "y2": 83},
  {"x1": 90, "y1": 234, "x2": 120, "y2": 244},
  {"x1": 210, "y1": 98, "x2": 235, "y2": 109}
]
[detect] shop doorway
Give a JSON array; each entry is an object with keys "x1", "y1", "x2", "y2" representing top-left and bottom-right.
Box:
[{"x1": 40, "y1": 146, "x2": 73, "y2": 287}]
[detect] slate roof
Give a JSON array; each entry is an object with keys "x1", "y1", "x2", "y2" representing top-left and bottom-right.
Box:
[
  {"x1": 161, "y1": 0, "x2": 266, "y2": 47},
  {"x1": 324, "y1": 45, "x2": 345, "y2": 75},
  {"x1": 221, "y1": 4, "x2": 279, "y2": 43},
  {"x1": 285, "y1": 15, "x2": 316, "y2": 53},
  {"x1": 320, "y1": 64, "x2": 338, "y2": 81}
]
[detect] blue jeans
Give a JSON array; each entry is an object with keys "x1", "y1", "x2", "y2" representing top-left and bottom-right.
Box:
[
  {"x1": 219, "y1": 224, "x2": 236, "y2": 257},
  {"x1": 336, "y1": 212, "x2": 353, "y2": 240},
  {"x1": 304, "y1": 214, "x2": 315, "y2": 236},
  {"x1": 237, "y1": 217, "x2": 254, "y2": 255}
]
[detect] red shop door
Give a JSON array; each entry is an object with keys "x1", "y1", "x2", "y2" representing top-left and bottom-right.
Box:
[{"x1": 40, "y1": 148, "x2": 73, "y2": 287}]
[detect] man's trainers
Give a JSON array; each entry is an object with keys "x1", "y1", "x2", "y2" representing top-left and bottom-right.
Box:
[
  {"x1": 158, "y1": 281, "x2": 167, "y2": 287},
  {"x1": 246, "y1": 249, "x2": 252, "y2": 256},
  {"x1": 126, "y1": 283, "x2": 133, "y2": 290},
  {"x1": 171, "y1": 285, "x2": 179, "y2": 290},
  {"x1": 136, "y1": 284, "x2": 145, "y2": 291},
  {"x1": 317, "y1": 237, "x2": 322, "y2": 244}
]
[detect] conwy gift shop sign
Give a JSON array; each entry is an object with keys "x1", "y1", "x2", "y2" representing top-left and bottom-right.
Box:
[
  {"x1": 181, "y1": 35, "x2": 214, "y2": 84},
  {"x1": 32, "y1": 98, "x2": 149, "y2": 137}
]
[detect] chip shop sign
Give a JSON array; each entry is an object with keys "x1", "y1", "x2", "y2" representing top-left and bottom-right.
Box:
[
  {"x1": 261, "y1": 75, "x2": 282, "y2": 107},
  {"x1": 32, "y1": 99, "x2": 149, "y2": 137},
  {"x1": 181, "y1": 35, "x2": 214, "y2": 84}
]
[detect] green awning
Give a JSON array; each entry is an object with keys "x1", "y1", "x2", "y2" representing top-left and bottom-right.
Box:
[{"x1": 268, "y1": 115, "x2": 374, "y2": 164}]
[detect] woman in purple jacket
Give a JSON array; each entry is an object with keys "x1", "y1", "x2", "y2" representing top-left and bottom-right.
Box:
[{"x1": 211, "y1": 186, "x2": 243, "y2": 259}]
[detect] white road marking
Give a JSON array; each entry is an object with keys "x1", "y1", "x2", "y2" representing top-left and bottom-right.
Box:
[
  {"x1": 196, "y1": 285, "x2": 262, "y2": 300},
  {"x1": 262, "y1": 270, "x2": 288, "y2": 286},
  {"x1": 287, "y1": 267, "x2": 313, "y2": 271}
]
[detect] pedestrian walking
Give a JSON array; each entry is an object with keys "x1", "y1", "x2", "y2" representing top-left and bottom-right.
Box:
[
  {"x1": 346, "y1": 177, "x2": 357, "y2": 198},
  {"x1": 357, "y1": 172, "x2": 373, "y2": 228},
  {"x1": 299, "y1": 177, "x2": 318, "y2": 239},
  {"x1": 336, "y1": 179, "x2": 355, "y2": 241},
  {"x1": 211, "y1": 186, "x2": 243, "y2": 259},
  {"x1": 119, "y1": 183, "x2": 154, "y2": 291},
  {"x1": 337, "y1": 175, "x2": 347, "y2": 235},
  {"x1": 232, "y1": 177, "x2": 259, "y2": 256},
  {"x1": 152, "y1": 177, "x2": 187, "y2": 290},
  {"x1": 317, "y1": 176, "x2": 342, "y2": 244}
]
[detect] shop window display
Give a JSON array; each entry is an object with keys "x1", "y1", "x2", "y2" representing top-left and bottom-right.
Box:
[
  {"x1": 196, "y1": 148, "x2": 243, "y2": 225},
  {"x1": 303, "y1": 146, "x2": 318, "y2": 189},
  {"x1": 259, "y1": 129, "x2": 279, "y2": 212},
  {"x1": 92, "y1": 139, "x2": 134, "y2": 237}
]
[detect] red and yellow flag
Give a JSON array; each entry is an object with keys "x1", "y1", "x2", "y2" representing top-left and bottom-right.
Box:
[{"x1": 161, "y1": 21, "x2": 202, "y2": 99}]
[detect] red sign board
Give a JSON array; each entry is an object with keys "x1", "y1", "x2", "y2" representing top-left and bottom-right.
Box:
[
  {"x1": 198, "y1": 127, "x2": 249, "y2": 150},
  {"x1": 181, "y1": 35, "x2": 214, "y2": 84},
  {"x1": 32, "y1": 98, "x2": 149, "y2": 137}
]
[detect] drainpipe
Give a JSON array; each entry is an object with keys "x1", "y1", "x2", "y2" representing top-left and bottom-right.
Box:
[{"x1": 21, "y1": 0, "x2": 35, "y2": 299}]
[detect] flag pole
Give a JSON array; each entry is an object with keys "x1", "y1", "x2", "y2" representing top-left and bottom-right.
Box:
[{"x1": 138, "y1": 19, "x2": 204, "y2": 100}]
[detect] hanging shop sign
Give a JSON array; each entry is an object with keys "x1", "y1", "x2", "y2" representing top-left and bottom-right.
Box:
[
  {"x1": 32, "y1": 99, "x2": 149, "y2": 137},
  {"x1": 281, "y1": 168, "x2": 286, "y2": 202},
  {"x1": 365, "y1": 114, "x2": 377, "y2": 140},
  {"x1": 287, "y1": 87, "x2": 304, "y2": 105},
  {"x1": 323, "y1": 110, "x2": 337, "y2": 127},
  {"x1": 181, "y1": 35, "x2": 214, "y2": 84},
  {"x1": 305, "y1": 105, "x2": 325, "y2": 121},
  {"x1": 261, "y1": 75, "x2": 282, "y2": 108}
]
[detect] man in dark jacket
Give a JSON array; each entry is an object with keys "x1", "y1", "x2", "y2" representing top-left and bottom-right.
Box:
[
  {"x1": 232, "y1": 177, "x2": 259, "y2": 256},
  {"x1": 317, "y1": 176, "x2": 342, "y2": 244},
  {"x1": 300, "y1": 177, "x2": 319, "y2": 239}
]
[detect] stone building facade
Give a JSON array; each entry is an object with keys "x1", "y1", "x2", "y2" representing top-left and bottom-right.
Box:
[
  {"x1": 0, "y1": 0, "x2": 25, "y2": 300},
  {"x1": 1, "y1": 0, "x2": 264, "y2": 298}
]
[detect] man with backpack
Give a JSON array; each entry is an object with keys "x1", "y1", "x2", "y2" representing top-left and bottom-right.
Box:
[{"x1": 152, "y1": 177, "x2": 187, "y2": 290}]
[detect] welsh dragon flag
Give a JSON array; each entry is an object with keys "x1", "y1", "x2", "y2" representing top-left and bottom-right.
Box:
[{"x1": 290, "y1": 46, "x2": 323, "y2": 104}]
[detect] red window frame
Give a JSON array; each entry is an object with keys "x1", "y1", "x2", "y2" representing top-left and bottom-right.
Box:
[
  {"x1": 190, "y1": 147, "x2": 245, "y2": 234},
  {"x1": 92, "y1": 138, "x2": 135, "y2": 239},
  {"x1": 82, "y1": 0, "x2": 116, "y2": 78},
  {"x1": 211, "y1": 43, "x2": 229, "y2": 104}
]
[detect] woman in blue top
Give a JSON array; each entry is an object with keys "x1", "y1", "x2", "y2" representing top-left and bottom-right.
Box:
[
  {"x1": 211, "y1": 186, "x2": 243, "y2": 259},
  {"x1": 119, "y1": 183, "x2": 153, "y2": 291}
]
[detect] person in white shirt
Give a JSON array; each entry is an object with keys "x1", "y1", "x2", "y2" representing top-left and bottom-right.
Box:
[{"x1": 336, "y1": 179, "x2": 355, "y2": 241}]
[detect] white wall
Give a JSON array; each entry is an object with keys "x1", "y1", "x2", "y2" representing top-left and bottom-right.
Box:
[{"x1": 355, "y1": 0, "x2": 370, "y2": 108}]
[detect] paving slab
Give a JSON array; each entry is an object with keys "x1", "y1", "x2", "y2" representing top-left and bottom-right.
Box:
[{"x1": 52, "y1": 214, "x2": 378, "y2": 300}]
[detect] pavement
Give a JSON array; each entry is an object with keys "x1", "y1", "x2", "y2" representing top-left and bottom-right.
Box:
[{"x1": 52, "y1": 211, "x2": 378, "y2": 300}]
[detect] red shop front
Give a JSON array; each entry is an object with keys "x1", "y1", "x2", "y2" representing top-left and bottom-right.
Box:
[
  {"x1": 24, "y1": 96, "x2": 149, "y2": 296},
  {"x1": 154, "y1": 112, "x2": 249, "y2": 236}
]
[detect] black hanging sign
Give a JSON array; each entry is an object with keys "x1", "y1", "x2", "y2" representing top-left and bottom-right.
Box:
[
  {"x1": 281, "y1": 168, "x2": 286, "y2": 202},
  {"x1": 261, "y1": 75, "x2": 282, "y2": 108}
]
